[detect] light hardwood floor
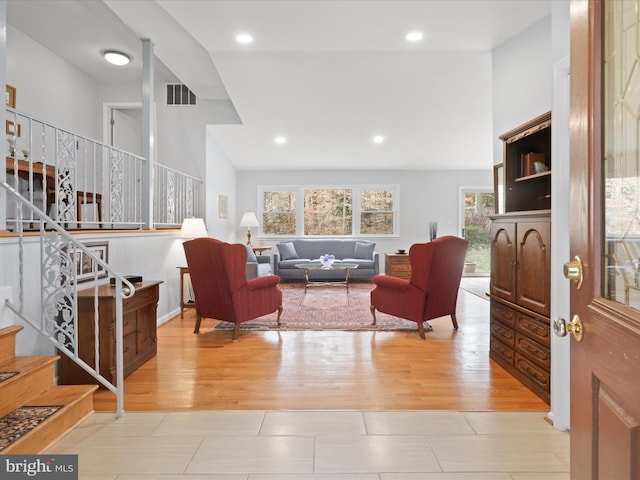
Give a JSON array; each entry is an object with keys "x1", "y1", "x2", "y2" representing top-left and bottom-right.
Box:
[{"x1": 92, "y1": 284, "x2": 549, "y2": 412}]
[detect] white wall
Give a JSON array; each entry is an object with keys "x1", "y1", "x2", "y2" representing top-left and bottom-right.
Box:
[
  {"x1": 492, "y1": 16, "x2": 553, "y2": 167},
  {"x1": 236, "y1": 168, "x2": 492, "y2": 271},
  {"x1": 205, "y1": 129, "x2": 237, "y2": 242},
  {"x1": 7, "y1": 25, "x2": 99, "y2": 139}
]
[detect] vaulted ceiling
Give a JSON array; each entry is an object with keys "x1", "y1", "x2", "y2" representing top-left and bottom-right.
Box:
[{"x1": 7, "y1": 0, "x2": 551, "y2": 171}]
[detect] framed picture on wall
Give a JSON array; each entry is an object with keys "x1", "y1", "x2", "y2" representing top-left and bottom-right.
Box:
[
  {"x1": 76, "y1": 241, "x2": 109, "y2": 283},
  {"x1": 219, "y1": 194, "x2": 228, "y2": 218},
  {"x1": 5, "y1": 84, "x2": 16, "y2": 108}
]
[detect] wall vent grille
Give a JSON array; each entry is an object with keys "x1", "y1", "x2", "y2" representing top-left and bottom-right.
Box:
[{"x1": 166, "y1": 84, "x2": 196, "y2": 106}]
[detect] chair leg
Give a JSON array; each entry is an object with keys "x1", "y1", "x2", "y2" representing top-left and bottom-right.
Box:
[
  {"x1": 417, "y1": 321, "x2": 426, "y2": 340},
  {"x1": 232, "y1": 322, "x2": 241, "y2": 342},
  {"x1": 193, "y1": 313, "x2": 202, "y2": 334},
  {"x1": 370, "y1": 305, "x2": 377, "y2": 325},
  {"x1": 451, "y1": 313, "x2": 459, "y2": 330},
  {"x1": 277, "y1": 305, "x2": 283, "y2": 325}
]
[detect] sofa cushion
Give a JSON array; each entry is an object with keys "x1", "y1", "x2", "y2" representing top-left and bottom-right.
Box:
[
  {"x1": 277, "y1": 241, "x2": 299, "y2": 260},
  {"x1": 245, "y1": 244, "x2": 257, "y2": 262},
  {"x1": 278, "y1": 258, "x2": 311, "y2": 269},
  {"x1": 354, "y1": 241, "x2": 375, "y2": 259}
]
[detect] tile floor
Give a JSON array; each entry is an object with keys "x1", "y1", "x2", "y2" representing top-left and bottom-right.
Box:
[{"x1": 46, "y1": 410, "x2": 569, "y2": 479}]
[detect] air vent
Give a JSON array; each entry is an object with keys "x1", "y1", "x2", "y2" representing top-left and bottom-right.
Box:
[{"x1": 166, "y1": 84, "x2": 196, "y2": 106}]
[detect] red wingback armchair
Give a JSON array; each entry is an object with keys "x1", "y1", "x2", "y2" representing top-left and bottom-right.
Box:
[
  {"x1": 370, "y1": 236, "x2": 469, "y2": 339},
  {"x1": 183, "y1": 238, "x2": 283, "y2": 341}
]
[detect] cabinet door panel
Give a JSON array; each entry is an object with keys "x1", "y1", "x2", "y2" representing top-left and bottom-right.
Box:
[
  {"x1": 136, "y1": 304, "x2": 158, "y2": 354},
  {"x1": 490, "y1": 222, "x2": 517, "y2": 303},
  {"x1": 516, "y1": 221, "x2": 550, "y2": 315}
]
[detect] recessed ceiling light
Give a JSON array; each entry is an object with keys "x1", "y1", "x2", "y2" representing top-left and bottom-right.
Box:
[
  {"x1": 274, "y1": 136, "x2": 287, "y2": 144},
  {"x1": 103, "y1": 50, "x2": 130, "y2": 66},
  {"x1": 405, "y1": 31, "x2": 424, "y2": 42},
  {"x1": 373, "y1": 136, "x2": 385, "y2": 144},
  {"x1": 236, "y1": 33, "x2": 254, "y2": 44}
]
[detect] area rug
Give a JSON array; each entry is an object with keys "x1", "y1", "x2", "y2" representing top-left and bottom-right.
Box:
[
  {"x1": 0, "y1": 372, "x2": 19, "y2": 383},
  {"x1": 0, "y1": 405, "x2": 62, "y2": 451},
  {"x1": 215, "y1": 283, "x2": 420, "y2": 332}
]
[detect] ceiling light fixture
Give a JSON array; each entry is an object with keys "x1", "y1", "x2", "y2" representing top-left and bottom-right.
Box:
[
  {"x1": 103, "y1": 50, "x2": 130, "y2": 66},
  {"x1": 373, "y1": 135, "x2": 385, "y2": 144},
  {"x1": 274, "y1": 136, "x2": 287, "y2": 144},
  {"x1": 405, "y1": 31, "x2": 424, "y2": 42},
  {"x1": 236, "y1": 33, "x2": 254, "y2": 44}
]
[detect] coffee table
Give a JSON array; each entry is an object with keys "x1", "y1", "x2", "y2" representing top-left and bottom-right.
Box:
[{"x1": 294, "y1": 262, "x2": 359, "y2": 292}]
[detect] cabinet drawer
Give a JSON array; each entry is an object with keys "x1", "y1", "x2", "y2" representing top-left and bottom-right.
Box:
[
  {"x1": 490, "y1": 337, "x2": 515, "y2": 365},
  {"x1": 123, "y1": 286, "x2": 158, "y2": 312},
  {"x1": 515, "y1": 332, "x2": 550, "y2": 370},
  {"x1": 515, "y1": 353, "x2": 550, "y2": 392},
  {"x1": 515, "y1": 314, "x2": 550, "y2": 347},
  {"x1": 491, "y1": 322, "x2": 515, "y2": 346},
  {"x1": 491, "y1": 302, "x2": 516, "y2": 327}
]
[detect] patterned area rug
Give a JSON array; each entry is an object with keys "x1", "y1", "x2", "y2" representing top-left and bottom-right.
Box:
[
  {"x1": 0, "y1": 372, "x2": 19, "y2": 383},
  {"x1": 0, "y1": 406, "x2": 62, "y2": 451},
  {"x1": 216, "y1": 283, "x2": 419, "y2": 332}
]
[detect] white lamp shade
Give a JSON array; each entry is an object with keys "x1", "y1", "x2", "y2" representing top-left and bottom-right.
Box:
[
  {"x1": 180, "y1": 218, "x2": 208, "y2": 238},
  {"x1": 240, "y1": 211, "x2": 259, "y2": 228}
]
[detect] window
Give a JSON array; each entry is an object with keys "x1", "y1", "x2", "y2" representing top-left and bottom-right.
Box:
[
  {"x1": 258, "y1": 185, "x2": 398, "y2": 237},
  {"x1": 263, "y1": 190, "x2": 296, "y2": 235}
]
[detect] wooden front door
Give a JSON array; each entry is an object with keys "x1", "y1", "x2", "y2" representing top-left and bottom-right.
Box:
[{"x1": 569, "y1": 0, "x2": 640, "y2": 477}]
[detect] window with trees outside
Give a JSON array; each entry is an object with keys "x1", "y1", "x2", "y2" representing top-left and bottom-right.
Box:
[{"x1": 259, "y1": 185, "x2": 398, "y2": 237}]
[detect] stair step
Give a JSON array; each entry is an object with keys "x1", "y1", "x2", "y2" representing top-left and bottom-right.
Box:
[
  {"x1": 0, "y1": 326, "x2": 23, "y2": 364},
  {"x1": 0, "y1": 356, "x2": 59, "y2": 418},
  {"x1": 1, "y1": 384, "x2": 98, "y2": 454}
]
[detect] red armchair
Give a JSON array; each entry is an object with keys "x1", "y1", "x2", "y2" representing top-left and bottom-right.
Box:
[
  {"x1": 370, "y1": 236, "x2": 469, "y2": 339},
  {"x1": 183, "y1": 238, "x2": 283, "y2": 341}
]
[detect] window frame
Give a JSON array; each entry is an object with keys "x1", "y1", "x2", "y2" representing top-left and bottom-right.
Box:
[{"x1": 257, "y1": 184, "x2": 399, "y2": 238}]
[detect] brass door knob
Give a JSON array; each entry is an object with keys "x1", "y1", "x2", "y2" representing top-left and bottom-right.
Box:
[
  {"x1": 553, "y1": 315, "x2": 584, "y2": 342},
  {"x1": 563, "y1": 256, "x2": 584, "y2": 289}
]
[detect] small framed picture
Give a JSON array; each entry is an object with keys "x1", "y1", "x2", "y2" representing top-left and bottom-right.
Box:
[
  {"x1": 6, "y1": 120, "x2": 21, "y2": 137},
  {"x1": 76, "y1": 241, "x2": 109, "y2": 283},
  {"x1": 219, "y1": 194, "x2": 228, "y2": 218},
  {"x1": 5, "y1": 84, "x2": 16, "y2": 108}
]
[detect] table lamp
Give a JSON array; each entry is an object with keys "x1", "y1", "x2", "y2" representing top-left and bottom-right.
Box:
[
  {"x1": 240, "y1": 211, "x2": 259, "y2": 245},
  {"x1": 180, "y1": 218, "x2": 208, "y2": 238}
]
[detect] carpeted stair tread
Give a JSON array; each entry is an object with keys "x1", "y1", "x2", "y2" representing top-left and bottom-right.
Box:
[{"x1": 2, "y1": 384, "x2": 98, "y2": 454}]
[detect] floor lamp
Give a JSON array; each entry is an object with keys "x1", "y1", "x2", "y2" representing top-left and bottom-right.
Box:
[{"x1": 240, "y1": 212, "x2": 259, "y2": 246}]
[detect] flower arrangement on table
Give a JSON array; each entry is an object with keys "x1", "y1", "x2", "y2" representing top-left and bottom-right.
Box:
[{"x1": 319, "y1": 254, "x2": 335, "y2": 268}]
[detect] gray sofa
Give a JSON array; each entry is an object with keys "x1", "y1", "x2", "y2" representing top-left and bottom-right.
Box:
[{"x1": 273, "y1": 239, "x2": 378, "y2": 281}]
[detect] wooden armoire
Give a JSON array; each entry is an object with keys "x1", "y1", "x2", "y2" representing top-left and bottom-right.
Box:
[{"x1": 489, "y1": 111, "x2": 552, "y2": 403}]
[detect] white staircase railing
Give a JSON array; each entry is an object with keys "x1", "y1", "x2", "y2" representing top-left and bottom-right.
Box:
[
  {"x1": 4, "y1": 107, "x2": 203, "y2": 231},
  {"x1": 1, "y1": 182, "x2": 134, "y2": 417}
]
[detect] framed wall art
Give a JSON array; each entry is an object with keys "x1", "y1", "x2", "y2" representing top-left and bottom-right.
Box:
[
  {"x1": 76, "y1": 241, "x2": 109, "y2": 283},
  {"x1": 5, "y1": 84, "x2": 16, "y2": 108},
  {"x1": 219, "y1": 194, "x2": 228, "y2": 218}
]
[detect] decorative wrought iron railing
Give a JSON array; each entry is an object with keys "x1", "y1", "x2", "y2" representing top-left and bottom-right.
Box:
[
  {"x1": 153, "y1": 163, "x2": 202, "y2": 228},
  {"x1": 4, "y1": 108, "x2": 202, "y2": 231},
  {"x1": 1, "y1": 182, "x2": 133, "y2": 416}
]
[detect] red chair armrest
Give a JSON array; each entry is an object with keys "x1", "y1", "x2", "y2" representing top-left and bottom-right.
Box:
[
  {"x1": 245, "y1": 275, "x2": 281, "y2": 290},
  {"x1": 373, "y1": 274, "x2": 411, "y2": 291}
]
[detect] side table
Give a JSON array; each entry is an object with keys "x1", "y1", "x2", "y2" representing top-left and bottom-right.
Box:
[
  {"x1": 178, "y1": 266, "x2": 197, "y2": 318},
  {"x1": 251, "y1": 246, "x2": 270, "y2": 255},
  {"x1": 385, "y1": 253, "x2": 411, "y2": 280}
]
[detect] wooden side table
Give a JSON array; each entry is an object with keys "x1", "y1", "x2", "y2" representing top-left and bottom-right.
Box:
[
  {"x1": 179, "y1": 267, "x2": 197, "y2": 318},
  {"x1": 251, "y1": 246, "x2": 270, "y2": 255},
  {"x1": 385, "y1": 253, "x2": 411, "y2": 280}
]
